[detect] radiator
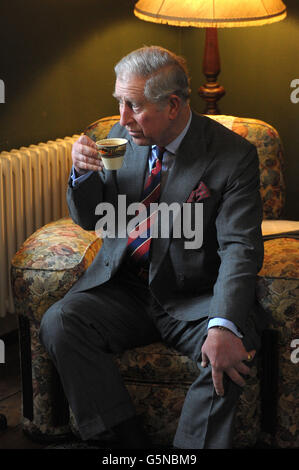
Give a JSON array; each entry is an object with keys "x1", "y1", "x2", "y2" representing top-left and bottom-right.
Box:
[{"x1": 0, "y1": 134, "x2": 80, "y2": 318}]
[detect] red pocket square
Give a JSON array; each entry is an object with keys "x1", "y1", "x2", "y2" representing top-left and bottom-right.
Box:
[{"x1": 187, "y1": 181, "x2": 211, "y2": 203}]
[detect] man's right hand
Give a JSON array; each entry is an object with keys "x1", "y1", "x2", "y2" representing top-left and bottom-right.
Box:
[
  {"x1": 72, "y1": 135, "x2": 104, "y2": 175},
  {"x1": 201, "y1": 327, "x2": 255, "y2": 397}
]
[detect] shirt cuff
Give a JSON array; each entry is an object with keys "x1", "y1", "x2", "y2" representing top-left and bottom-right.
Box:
[
  {"x1": 71, "y1": 166, "x2": 93, "y2": 187},
  {"x1": 208, "y1": 318, "x2": 243, "y2": 338}
]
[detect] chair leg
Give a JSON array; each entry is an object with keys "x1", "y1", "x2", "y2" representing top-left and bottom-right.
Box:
[
  {"x1": 50, "y1": 362, "x2": 70, "y2": 427},
  {"x1": 260, "y1": 328, "x2": 279, "y2": 436},
  {"x1": 18, "y1": 314, "x2": 70, "y2": 428}
]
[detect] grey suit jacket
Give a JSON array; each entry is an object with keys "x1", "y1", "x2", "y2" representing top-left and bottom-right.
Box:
[{"x1": 67, "y1": 111, "x2": 265, "y2": 336}]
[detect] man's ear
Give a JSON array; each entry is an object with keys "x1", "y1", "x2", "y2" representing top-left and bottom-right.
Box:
[{"x1": 168, "y1": 94, "x2": 181, "y2": 119}]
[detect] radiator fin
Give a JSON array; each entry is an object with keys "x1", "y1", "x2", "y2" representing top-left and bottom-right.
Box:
[{"x1": 0, "y1": 135, "x2": 80, "y2": 317}]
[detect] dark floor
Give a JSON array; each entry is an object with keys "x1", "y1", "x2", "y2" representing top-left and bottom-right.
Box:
[{"x1": 0, "y1": 332, "x2": 45, "y2": 449}]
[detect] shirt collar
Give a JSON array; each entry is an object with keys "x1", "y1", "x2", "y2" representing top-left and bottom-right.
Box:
[{"x1": 152, "y1": 110, "x2": 192, "y2": 156}]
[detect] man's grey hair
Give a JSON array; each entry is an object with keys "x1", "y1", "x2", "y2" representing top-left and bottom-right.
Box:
[{"x1": 114, "y1": 46, "x2": 191, "y2": 105}]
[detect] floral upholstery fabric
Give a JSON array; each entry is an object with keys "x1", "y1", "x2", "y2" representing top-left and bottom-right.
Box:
[
  {"x1": 12, "y1": 218, "x2": 102, "y2": 322},
  {"x1": 114, "y1": 343, "x2": 260, "y2": 448},
  {"x1": 11, "y1": 218, "x2": 102, "y2": 440},
  {"x1": 85, "y1": 115, "x2": 286, "y2": 220},
  {"x1": 84, "y1": 115, "x2": 120, "y2": 142},
  {"x1": 256, "y1": 238, "x2": 299, "y2": 448},
  {"x1": 10, "y1": 115, "x2": 297, "y2": 448},
  {"x1": 11, "y1": 217, "x2": 299, "y2": 447},
  {"x1": 11, "y1": 216, "x2": 260, "y2": 447},
  {"x1": 259, "y1": 238, "x2": 299, "y2": 278}
]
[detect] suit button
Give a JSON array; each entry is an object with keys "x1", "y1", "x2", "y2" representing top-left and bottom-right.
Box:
[{"x1": 104, "y1": 259, "x2": 109, "y2": 266}]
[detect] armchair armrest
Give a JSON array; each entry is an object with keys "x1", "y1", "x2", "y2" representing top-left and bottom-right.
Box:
[{"x1": 11, "y1": 217, "x2": 102, "y2": 322}]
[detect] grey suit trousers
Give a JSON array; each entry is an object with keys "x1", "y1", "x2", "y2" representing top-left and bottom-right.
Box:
[{"x1": 40, "y1": 264, "x2": 258, "y2": 449}]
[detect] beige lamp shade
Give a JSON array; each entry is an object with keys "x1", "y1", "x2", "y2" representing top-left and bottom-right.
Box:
[
  {"x1": 134, "y1": 0, "x2": 287, "y2": 114},
  {"x1": 134, "y1": 0, "x2": 287, "y2": 28}
]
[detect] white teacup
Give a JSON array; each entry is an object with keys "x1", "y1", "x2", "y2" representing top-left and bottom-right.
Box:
[{"x1": 96, "y1": 138, "x2": 128, "y2": 170}]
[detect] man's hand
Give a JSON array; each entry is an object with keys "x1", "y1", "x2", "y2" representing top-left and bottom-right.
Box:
[
  {"x1": 72, "y1": 135, "x2": 104, "y2": 175},
  {"x1": 201, "y1": 327, "x2": 255, "y2": 397}
]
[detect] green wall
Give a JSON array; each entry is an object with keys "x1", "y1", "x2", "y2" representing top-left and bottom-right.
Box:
[{"x1": 0, "y1": 0, "x2": 298, "y2": 218}]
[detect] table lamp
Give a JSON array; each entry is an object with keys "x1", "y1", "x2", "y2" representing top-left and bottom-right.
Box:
[{"x1": 134, "y1": 0, "x2": 287, "y2": 114}]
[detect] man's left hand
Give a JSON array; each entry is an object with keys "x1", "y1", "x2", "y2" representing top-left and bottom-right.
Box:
[{"x1": 201, "y1": 327, "x2": 255, "y2": 396}]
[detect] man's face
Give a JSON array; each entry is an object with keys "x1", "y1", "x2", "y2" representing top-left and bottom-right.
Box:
[{"x1": 113, "y1": 75, "x2": 174, "y2": 147}]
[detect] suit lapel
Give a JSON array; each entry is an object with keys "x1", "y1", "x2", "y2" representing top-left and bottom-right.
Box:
[
  {"x1": 160, "y1": 117, "x2": 210, "y2": 206},
  {"x1": 150, "y1": 113, "x2": 215, "y2": 282},
  {"x1": 117, "y1": 138, "x2": 150, "y2": 203}
]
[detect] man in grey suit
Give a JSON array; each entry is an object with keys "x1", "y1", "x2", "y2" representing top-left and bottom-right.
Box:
[{"x1": 40, "y1": 46, "x2": 268, "y2": 449}]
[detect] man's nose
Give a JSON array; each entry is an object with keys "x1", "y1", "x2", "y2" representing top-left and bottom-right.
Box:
[{"x1": 119, "y1": 104, "x2": 134, "y2": 127}]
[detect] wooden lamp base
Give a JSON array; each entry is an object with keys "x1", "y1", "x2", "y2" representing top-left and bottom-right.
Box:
[{"x1": 198, "y1": 28, "x2": 226, "y2": 115}]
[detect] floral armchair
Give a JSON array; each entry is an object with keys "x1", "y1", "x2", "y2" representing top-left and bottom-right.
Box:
[{"x1": 11, "y1": 115, "x2": 299, "y2": 448}]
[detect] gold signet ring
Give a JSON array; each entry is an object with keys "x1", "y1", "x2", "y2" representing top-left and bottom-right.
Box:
[{"x1": 247, "y1": 353, "x2": 252, "y2": 361}]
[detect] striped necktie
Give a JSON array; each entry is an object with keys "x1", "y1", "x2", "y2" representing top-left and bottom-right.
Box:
[{"x1": 126, "y1": 146, "x2": 165, "y2": 266}]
